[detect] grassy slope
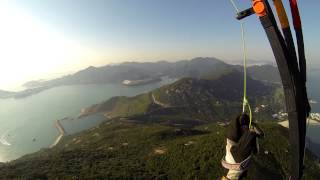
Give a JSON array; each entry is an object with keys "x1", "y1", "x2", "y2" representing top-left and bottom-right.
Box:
[
  {"x1": 0, "y1": 120, "x2": 319, "y2": 179},
  {"x1": 83, "y1": 71, "x2": 282, "y2": 123},
  {"x1": 108, "y1": 93, "x2": 152, "y2": 117}
]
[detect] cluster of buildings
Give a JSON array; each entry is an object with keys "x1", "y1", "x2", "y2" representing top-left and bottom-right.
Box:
[
  {"x1": 272, "y1": 112, "x2": 288, "y2": 120},
  {"x1": 273, "y1": 112, "x2": 320, "y2": 122},
  {"x1": 310, "y1": 113, "x2": 320, "y2": 121}
]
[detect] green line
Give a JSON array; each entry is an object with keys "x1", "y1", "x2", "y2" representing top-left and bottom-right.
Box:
[{"x1": 229, "y1": 0, "x2": 253, "y2": 129}]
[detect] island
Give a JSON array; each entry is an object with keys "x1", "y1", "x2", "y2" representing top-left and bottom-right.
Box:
[{"x1": 0, "y1": 86, "x2": 51, "y2": 99}]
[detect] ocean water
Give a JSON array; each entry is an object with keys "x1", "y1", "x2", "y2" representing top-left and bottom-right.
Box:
[
  {"x1": 308, "y1": 70, "x2": 320, "y2": 112},
  {"x1": 306, "y1": 70, "x2": 320, "y2": 148},
  {"x1": 0, "y1": 77, "x2": 175, "y2": 162}
]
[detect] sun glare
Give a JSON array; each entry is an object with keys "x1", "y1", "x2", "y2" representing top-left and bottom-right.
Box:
[{"x1": 0, "y1": 1, "x2": 103, "y2": 91}]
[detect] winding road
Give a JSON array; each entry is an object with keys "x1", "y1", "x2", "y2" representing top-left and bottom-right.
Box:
[{"x1": 152, "y1": 93, "x2": 169, "y2": 107}]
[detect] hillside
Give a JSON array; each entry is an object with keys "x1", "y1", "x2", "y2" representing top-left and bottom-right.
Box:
[
  {"x1": 247, "y1": 65, "x2": 281, "y2": 83},
  {"x1": 0, "y1": 120, "x2": 318, "y2": 179},
  {"x1": 78, "y1": 71, "x2": 283, "y2": 123}
]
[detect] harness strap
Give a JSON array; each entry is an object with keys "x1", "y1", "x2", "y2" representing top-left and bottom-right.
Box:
[{"x1": 221, "y1": 155, "x2": 252, "y2": 171}]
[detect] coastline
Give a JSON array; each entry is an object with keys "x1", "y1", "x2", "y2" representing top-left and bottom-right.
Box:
[
  {"x1": 278, "y1": 119, "x2": 320, "y2": 128},
  {"x1": 50, "y1": 120, "x2": 66, "y2": 148},
  {"x1": 278, "y1": 119, "x2": 320, "y2": 159}
]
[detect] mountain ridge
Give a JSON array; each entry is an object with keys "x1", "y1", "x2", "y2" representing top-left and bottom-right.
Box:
[
  {"x1": 1, "y1": 57, "x2": 280, "y2": 99},
  {"x1": 23, "y1": 57, "x2": 280, "y2": 89}
]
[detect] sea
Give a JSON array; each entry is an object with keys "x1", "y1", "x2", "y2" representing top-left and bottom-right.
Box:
[
  {"x1": 306, "y1": 70, "x2": 320, "y2": 147},
  {"x1": 0, "y1": 71, "x2": 319, "y2": 162},
  {"x1": 0, "y1": 77, "x2": 175, "y2": 162}
]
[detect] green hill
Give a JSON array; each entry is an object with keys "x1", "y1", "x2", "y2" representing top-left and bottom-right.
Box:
[
  {"x1": 0, "y1": 120, "x2": 319, "y2": 179},
  {"x1": 79, "y1": 71, "x2": 283, "y2": 123}
]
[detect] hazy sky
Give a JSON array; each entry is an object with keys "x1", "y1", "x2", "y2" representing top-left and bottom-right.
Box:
[{"x1": 0, "y1": 0, "x2": 319, "y2": 90}]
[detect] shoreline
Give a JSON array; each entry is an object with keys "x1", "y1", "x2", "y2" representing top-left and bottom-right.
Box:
[
  {"x1": 50, "y1": 120, "x2": 66, "y2": 148},
  {"x1": 278, "y1": 119, "x2": 320, "y2": 159},
  {"x1": 278, "y1": 119, "x2": 320, "y2": 128}
]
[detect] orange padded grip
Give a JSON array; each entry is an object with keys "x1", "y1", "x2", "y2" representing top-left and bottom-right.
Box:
[{"x1": 252, "y1": 0, "x2": 267, "y2": 17}]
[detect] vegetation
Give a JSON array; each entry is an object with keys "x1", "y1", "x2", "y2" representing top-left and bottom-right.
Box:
[
  {"x1": 80, "y1": 71, "x2": 283, "y2": 123},
  {"x1": 0, "y1": 120, "x2": 319, "y2": 179},
  {"x1": 107, "y1": 93, "x2": 152, "y2": 117},
  {"x1": 247, "y1": 65, "x2": 281, "y2": 84}
]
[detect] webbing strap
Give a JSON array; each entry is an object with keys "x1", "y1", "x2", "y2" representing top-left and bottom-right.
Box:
[
  {"x1": 259, "y1": 1, "x2": 304, "y2": 178},
  {"x1": 229, "y1": 0, "x2": 253, "y2": 129},
  {"x1": 289, "y1": 0, "x2": 310, "y2": 169},
  {"x1": 221, "y1": 155, "x2": 252, "y2": 171}
]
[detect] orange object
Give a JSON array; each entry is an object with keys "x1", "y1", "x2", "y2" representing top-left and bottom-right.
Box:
[
  {"x1": 252, "y1": 0, "x2": 267, "y2": 17},
  {"x1": 274, "y1": 0, "x2": 290, "y2": 28}
]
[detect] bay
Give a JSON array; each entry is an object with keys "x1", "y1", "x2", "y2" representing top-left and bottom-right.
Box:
[{"x1": 0, "y1": 77, "x2": 175, "y2": 162}]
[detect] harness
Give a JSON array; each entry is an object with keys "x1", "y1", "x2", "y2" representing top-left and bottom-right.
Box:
[{"x1": 221, "y1": 155, "x2": 252, "y2": 171}]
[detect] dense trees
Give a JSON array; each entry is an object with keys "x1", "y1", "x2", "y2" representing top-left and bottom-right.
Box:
[{"x1": 0, "y1": 121, "x2": 319, "y2": 179}]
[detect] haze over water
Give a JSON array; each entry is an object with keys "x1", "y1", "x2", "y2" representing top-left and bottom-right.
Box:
[{"x1": 0, "y1": 78, "x2": 175, "y2": 162}]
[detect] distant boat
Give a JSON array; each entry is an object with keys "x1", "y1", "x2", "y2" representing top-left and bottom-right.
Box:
[
  {"x1": 0, "y1": 130, "x2": 11, "y2": 146},
  {"x1": 122, "y1": 77, "x2": 161, "y2": 86},
  {"x1": 309, "y1": 100, "x2": 318, "y2": 104}
]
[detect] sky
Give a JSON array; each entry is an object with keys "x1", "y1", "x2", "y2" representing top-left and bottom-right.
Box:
[{"x1": 0, "y1": 0, "x2": 319, "y2": 90}]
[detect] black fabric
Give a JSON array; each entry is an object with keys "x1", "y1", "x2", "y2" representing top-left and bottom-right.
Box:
[
  {"x1": 239, "y1": 170, "x2": 248, "y2": 180},
  {"x1": 239, "y1": 113, "x2": 249, "y2": 126},
  {"x1": 230, "y1": 130, "x2": 258, "y2": 163},
  {"x1": 226, "y1": 114, "x2": 250, "y2": 142},
  {"x1": 226, "y1": 114, "x2": 259, "y2": 163},
  {"x1": 226, "y1": 116, "x2": 241, "y2": 142}
]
